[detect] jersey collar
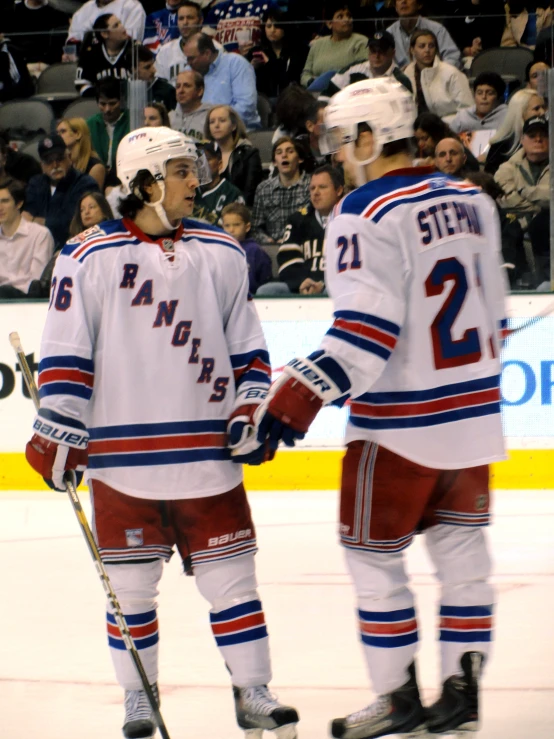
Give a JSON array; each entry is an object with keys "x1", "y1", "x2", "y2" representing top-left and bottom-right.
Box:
[
  {"x1": 383, "y1": 166, "x2": 436, "y2": 177},
  {"x1": 123, "y1": 217, "x2": 185, "y2": 252}
]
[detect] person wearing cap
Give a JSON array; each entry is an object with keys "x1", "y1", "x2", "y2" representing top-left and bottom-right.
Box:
[
  {"x1": 322, "y1": 31, "x2": 413, "y2": 98},
  {"x1": 495, "y1": 115, "x2": 550, "y2": 284},
  {"x1": 22, "y1": 134, "x2": 99, "y2": 251},
  {"x1": 450, "y1": 72, "x2": 508, "y2": 134}
]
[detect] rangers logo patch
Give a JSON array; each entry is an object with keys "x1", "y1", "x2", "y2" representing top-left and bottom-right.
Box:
[{"x1": 125, "y1": 528, "x2": 144, "y2": 547}]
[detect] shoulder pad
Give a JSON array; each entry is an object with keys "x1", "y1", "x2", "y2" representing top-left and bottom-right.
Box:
[{"x1": 66, "y1": 224, "x2": 106, "y2": 245}]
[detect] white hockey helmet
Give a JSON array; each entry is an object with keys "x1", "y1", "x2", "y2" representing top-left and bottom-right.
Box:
[
  {"x1": 321, "y1": 77, "x2": 416, "y2": 176},
  {"x1": 116, "y1": 127, "x2": 210, "y2": 228}
]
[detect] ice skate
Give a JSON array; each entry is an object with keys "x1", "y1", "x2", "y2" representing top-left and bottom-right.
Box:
[
  {"x1": 233, "y1": 684, "x2": 299, "y2": 738},
  {"x1": 425, "y1": 652, "x2": 483, "y2": 736},
  {"x1": 122, "y1": 683, "x2": 159, "y2": 739},
  {"x1": 330, "y1": 663, "x2": 426, "y2": 739}
]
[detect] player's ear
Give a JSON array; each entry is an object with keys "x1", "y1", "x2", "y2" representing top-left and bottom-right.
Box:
[{"x1": 245, "y1": 221, "x2": 251, "y2": 234}]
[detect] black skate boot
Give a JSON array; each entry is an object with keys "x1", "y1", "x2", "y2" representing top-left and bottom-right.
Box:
[
  {"x1": 425, "y1": 651, "x2": 484, "y2": 735},
  {"x1": 330, "y1": 663, "x2": 426, "y2": 739},
  {"x1": 122, "y1": 683, "x2": 159, "y2": 739},
  {"x1": 233, "y1": 684, "x2": 299, "y2": 738}
]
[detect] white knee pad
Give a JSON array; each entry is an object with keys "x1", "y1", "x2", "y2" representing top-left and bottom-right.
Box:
[
  {"x1": 425, "y1": 524, "x2": 493, "y2": 598},
  {"x1": 194, "y1": 554, "x2": 259, "y2": 613},
  {"x1": 105, "y1": 559, "x2": 163, "y2": 614},
  {"x1": 345, "y1": 547, "x2": 414, "y2": 611}
]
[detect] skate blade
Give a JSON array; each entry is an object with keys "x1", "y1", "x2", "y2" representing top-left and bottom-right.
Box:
[{"x1": 244, "y1": 724, "x2": 298, "y2": 739}]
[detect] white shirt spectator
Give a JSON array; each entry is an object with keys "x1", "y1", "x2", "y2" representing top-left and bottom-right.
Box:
[
  {"x1": 387, "y1": 16, "x2": 461, "y2": 69},
  {"x1": 0, "y1": 218, "x2": 54, "y2": 293},
  {"x1": 404, "y1": 57, "x2": 473, "y2": 122},
  {"x1": 156, "y1": 38, "x2": 189, "y2": 85},
  {"x1": 68, "y1": 0, "x2": 146, "y2": 42}
]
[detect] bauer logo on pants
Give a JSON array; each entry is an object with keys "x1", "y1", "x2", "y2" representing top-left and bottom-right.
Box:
[{"x1": 125, "y1": 529, "x2": 144, "y2": 547}]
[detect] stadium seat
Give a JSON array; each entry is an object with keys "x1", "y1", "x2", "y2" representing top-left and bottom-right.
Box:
[
  {"x1": 62, "y1": 98, "x2": 100, "y2": 120},
  {"x1": 20, "y1": 138, "x2": 42, "y2": 163},
  {"x1": 257, "y1": 94, "x2": 273, "y2": 129},
  {"x1": 0, "y1": 100, "x2": 55, "y2": 140},
  {"x1": 33, "y1": 63, "x2": 79, "y2": 103},
  {"x1": 469, "y1": 47, "x2": 534, "y2": 91},
  {"x1": 248, "y1": 129, "x2": 274, "y2": 169}
]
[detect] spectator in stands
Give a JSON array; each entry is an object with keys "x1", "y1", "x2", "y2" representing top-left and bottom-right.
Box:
[
  {"x1": 249, "y1": 8, "x2": 309, "y2": 101},
  {"x1": 136, "y1": 44, "x2": 177, "y2": 111},
  {"x1": 144, "y1": 0, "x2": 182, "y2": 53},
  {"x1": 351, "y1": 0, "x2": 396, "y2": 38},
  {"x1": 144, "y1": 102, "x2": 171, "y2": 126},
  {"x1": 0, "y1": 131, "x2": 41, "y2": 184},
  {"x1": 387, "y1": 0, "x2": 461, "y2": 69},
  {"x1": 193, "y1": 141, "x2": 245, "y2": 225},
  {"x1": 76, "y1": 14, "x2": 134, "y2": 97},
  {"x1": 0, "y1": 177, "x2": 54, "y2": 298},
  {"x1": 485, "y1": 88, "x2": 546, "y2": 174},
  {"x1": 450, "y1": 72, "x2": 508, "y2": 134},
  {"x1": 203, "y1": 104, "x2": 262, "y2": 205},
  {"x1": 69, "y1": 191, "x2": 114, "y2": 237},
  {"x1": 169, "y1": 70, "x2": 210, "y2": 140},
  {"x1": 257, "y1": 164, "x2": 344, "y2": 296},
  {"x1": 23, "y1": 134, "x2": 100, "y2": 250},
  {"x1": 0, "y1": 34, "x2": 34, "y2": 102},
  {"x1": 414, "y1": 112, "x2": 479, "y2": 170},
  {"x1": 323, "y1": 30, "x2": 413, "y2": 97},
  {"x1": 67, "y1": 0, "x2": 146, "y2": 44},
  {"x1": 183, "y1": 32, "x2": 261, "y2": 130},
  {"x1": 534, "y1": 21, "x2": 554, "y2": 64},
  {"x1": 86, "y1": 78, "x2": 131, "y2": 178},
  {"x1": 434, "y1": 137, "x2": 468, "y2": 176},
  {"x1": 4, "y1": 0, "x2": 68, "y2": 72},
  {"x1": 404, "y1": 29, "x2": 472, "y2": 121},
  {"x1": 206, "y1": 0, "x2": 277, "y2": 54},
  {"x1": 56, "y1": 117, "x2": 107, "y2": 190},
  {"x1": 526, "y1": 60, "x2": 549, "y2": 91},
  {"x1": 426, "y1": 0, "x2": 505, "y2": 60},
  {"x1": 156, "y1": 2, "x2": 204, "y2": 85},
  {"x1": 301, "y1": 4, "x2": 369, "y2": 90},
  {"x1": 251, "y1": 136, "x2": 310, "y2": 244},
  {"x1": 221, "y1": 202, "x2": 272, "y2": 294},
  {"x1": 495, "y1": 114, "x2": 550, "y2": 285},
  {"x1": 500, "y1": 3, "x2": 553, "y2": 50}
]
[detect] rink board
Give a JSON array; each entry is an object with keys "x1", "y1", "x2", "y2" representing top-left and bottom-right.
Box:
[{"x1": 1, "y1": 297, "x2": 554, "y2": 490}]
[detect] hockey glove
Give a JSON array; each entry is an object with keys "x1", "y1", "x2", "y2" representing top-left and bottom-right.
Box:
[
  {"x1": 256, "y1": 352, "x2": 351, "y2": 450},
  {"x1": 25, "y1": 409, "x2": 89, "y2": 491},
  {"x1": 228, "y1": 387, "x2": 275, "y2": 465}
]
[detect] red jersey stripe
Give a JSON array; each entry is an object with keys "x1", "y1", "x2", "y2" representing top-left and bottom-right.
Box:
[
  {"x1": 360, "y1": 620, "x2": 417, "y2": 636},
  {"x1": 38, "y1": 368, "x2": 94, "y2": 388},
  {"x1": 351, "y1": 387, "x2": 500, "y2": 418},
  {"x1": 211, "y1": 612, "x2": 265, "y2": 635},
  {"x1": 89, "y1": 432, "x2": 227, "y2": 454},
  {"x1": 333, "y1": 319, "x2": 398, "y2": 349}
]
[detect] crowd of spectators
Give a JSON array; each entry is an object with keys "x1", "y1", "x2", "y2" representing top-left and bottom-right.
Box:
[{"x1": 0, "y1": 0, "x2": 553, "y2": 298}]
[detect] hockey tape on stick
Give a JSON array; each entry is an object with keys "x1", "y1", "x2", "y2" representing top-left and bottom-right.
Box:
[{"x1": 8, "y1": 332, "x2": 172, "y2": 739}]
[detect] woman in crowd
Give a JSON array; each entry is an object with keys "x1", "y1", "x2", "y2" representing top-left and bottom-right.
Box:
[
  {"x1": 69, "y1": 191, "x2": 114, "y2": 237},
  {"x1": 404, "y1": 29, "x2": 473, "y2": 122},
  {"x1": 249, "y1": 9, "x2": 308, "y2": 102},
  {"x1": 485, "y1": 88, "x2": 546, "y2": 173},
  {"x1": 203, "y1": 105, "x2": 262, "y2": 206},
  {"x1": 414, "y1": 112, "x2": 480, "y2": 171},
  {"x1": 300, "y1": 4, "x2": 368, "y2": 90},
  {"x1": 144, "y1": 102, "x2": 170, "y2": 127},
  {"x1": 526, "y1": 60, "x2": 549, "y2": 92},
  {"x1": 56, "y1": 117, "x2": 106, "y2": 189}
]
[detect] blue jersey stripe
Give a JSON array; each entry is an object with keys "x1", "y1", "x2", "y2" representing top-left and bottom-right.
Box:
[
  {"x1": 107, "y1": 610, "x2": 157, "y2": 626},
  {"x1": 230, "y1": 349, "x2": 270, "y2": 368},
  {"x1": 356, "y1": 375, "x2": 500, "y2": 405},
  {"x1": 439, "y1": 630, "x2": 492, "y2": 643},
  {"x1": 334, "y1": 310, "x2": 401, "y2": 337},
  {"x1": 213, "y1": 625, "x2": 268, "y2": 647},
  {"x1": 361, "y1": 632, "x2": 418, "y2": 648},
  {"x1": 369, "y1": 186, "x2": 481, "y2": 223},
  {"x1": 210, "y1": 600, "x2": 262, "y2": 622},
  {"x1": 39, "y1": 383, "x2": 92, "y2": 400},
  {"x1": 237, "y1": 369, "x2": 271, "y2": 386},
  {"x1": 326, "y1": 327, "x2": 392, "y2": 360},
  {"x1": 39, "y1": 355, "x2": 94, "y2": 372},
  {"x1": 359, "y1": 607, "x2": 416, "y2": 623},
  {"x1": 108, "y1": 633, "x2": 159, "y2": 651},
  {"x1": 350, "y1": 401, "x2": 500, "y2": 429},
  {"x1": 440, "y1": 605, "x2": 493, "y2": 618},
  {"x1": 89, "y1": 419, "x2": 228, "y2": 439},
  {"x1": 88, "y1": 447, "x2": 231, "y2": 468}
]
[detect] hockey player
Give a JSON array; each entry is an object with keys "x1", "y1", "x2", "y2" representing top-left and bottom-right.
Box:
[
  {"x1": 255, "y1": 78, "x2": 508, "y2": 738},
  {"x1": 24, "y1": 127, "x2": 298, "y2": 739}
]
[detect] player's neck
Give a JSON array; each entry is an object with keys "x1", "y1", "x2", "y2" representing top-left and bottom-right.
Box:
[
  {"x1": 132, "y1": 208, "x2": 179, "y2": 237},
  {"x1": 367, "y1": 152, "x2": 414, "y2": 180}
]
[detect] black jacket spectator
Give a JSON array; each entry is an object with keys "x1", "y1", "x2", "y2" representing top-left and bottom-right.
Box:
[
  {"x1": 426, "y1": 0, "x2": 505, "y2": 54},
  {"x1": 76, "y1": 15, "x2": 135, "y2": 97},
  {"x1": 25, "y1": 167, "x2": 100, "y2": 250},
  {"x1": 222, "y1": 142, "x2": 263, "y2": 207},
  {"x1": 4, "y1": 1, "x2": 68, "y2": 65},
  {"x1": 277, "y1": 204, "x2": 326, "y2": 292},
  {"x1": 0, "y1": 38, "x2": 34, "y2": 103},
  {"x1": 0, "y1": 132, "x2": 41, "y2": 183}
]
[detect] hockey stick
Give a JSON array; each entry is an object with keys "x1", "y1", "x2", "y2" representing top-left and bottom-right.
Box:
[
  {"x1": 9, "y1": 332, "x2": 172, "y2": 739},
  {"x1": 503, "y1": 298, "x2": 554, "y2": 341}
]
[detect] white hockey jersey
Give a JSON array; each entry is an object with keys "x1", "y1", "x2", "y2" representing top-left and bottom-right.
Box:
[
  {"x1": 37, "y1": 218, "x2": 271, "y2": 499},
  {"x1": 155, "y1": 38, "x2": 188, "y2": 86},
  {"x1": 67, "y1": 0, "x2": 146, "y2": 42},
  {"x1": 320, "y1": 168, "x2": 508, "y2": 469}
]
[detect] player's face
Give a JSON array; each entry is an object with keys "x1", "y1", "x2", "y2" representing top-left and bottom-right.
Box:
[
  {"x1": 0, "y1": 189, "x2": 21, "y2": 225},
  {"x1": 176, "y1": 71, "x2": 202, "y2": 105},
  {"x1": 396, "y1": 0, "x2": 422, "y2": 17},
  {"x1": 264, "y1": 20, "x2": 285, "y2": 44},
  {"x1": 98, "y1": 95, "x2": 122, "y2": 123},
  {"x1": 522, "y1": 129, "x2": 549, "y2": 163},
  {"x1": 310, "y1": 172, "x2": 342, "y2": 215},
  {"x1": 209, "y1": 107, "x2": 236, "y2": 142},
  {"x1": 274, "y1": 142, "x2": 302, "y2": 176},
  {"x1": 528, "y1": 62, "x2": 548, "y2": 91},
  {"x1": 80, "y1": 196, "x2": 104, "y2": 228},
  {"x1": 178, "y1": 7, "x2": 202, "y2": 39},
  {"x1": 412, "y1": 36, "x2": 436, "y2": 68},
  {"x1": 222, "y1": 213, "x2": 249, "y2": 242},
  {"x1": 434, "y1": 138, "x2": 466, "y2": 175},
  {"x1": 474, "y1": 85, "x2": 498, "y2": 116},
  {"x1": 162, "y1": 157, "x2": 200, "y2": 220},
  {"x1": 368, "y1": 46, "x2": 394, "y2": 75},
  {"x1": 524, "y1": 94, "x2": 546, "y2": 120},
  {"x1": 144, "y1": 107, "x2": 164, "y2": 127},
  {"x1": 56, "y1": 121, "x2": 79, "y2": 147},
  {"x1": 137, "y1": 60, "x2": 156, "y2": 82}
]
